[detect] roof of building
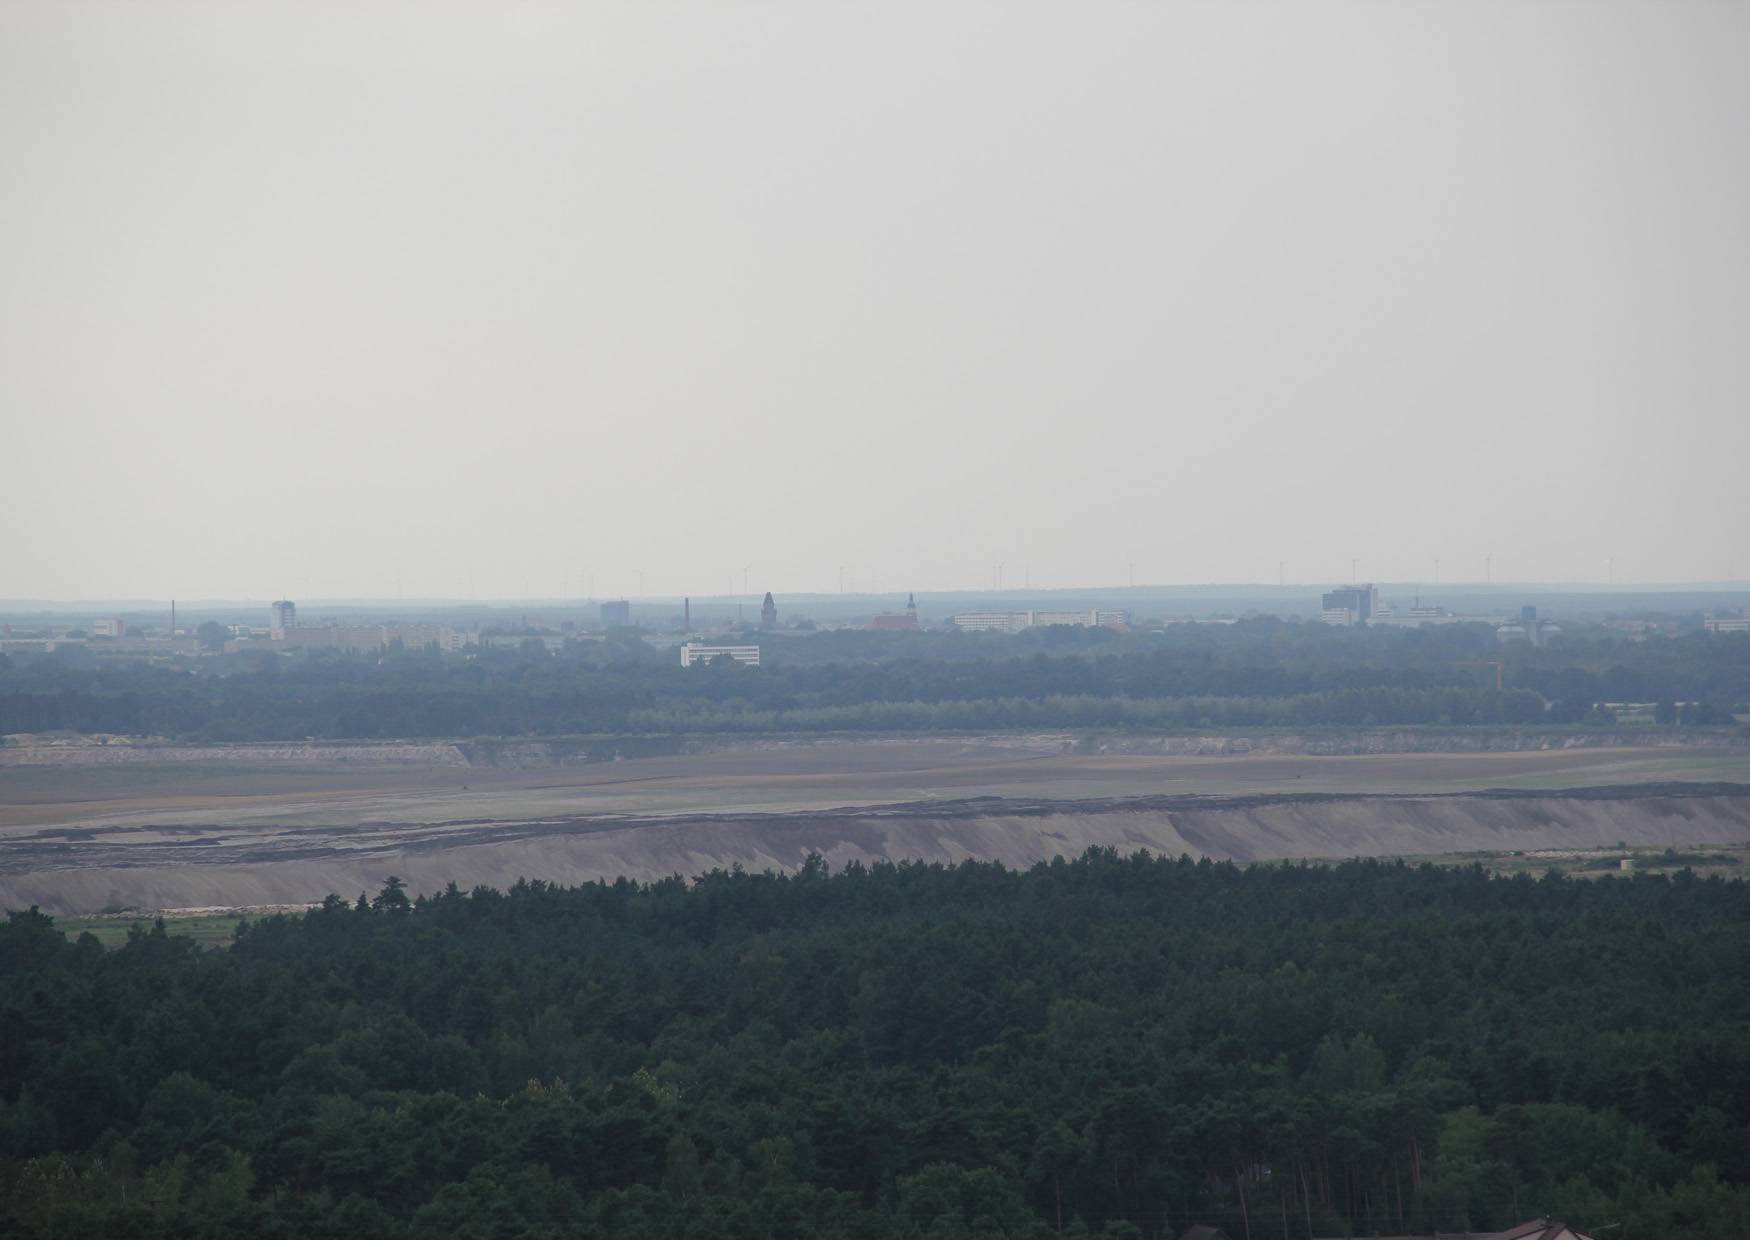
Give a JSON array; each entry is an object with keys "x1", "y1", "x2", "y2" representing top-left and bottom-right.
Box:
[
  {"x1": 1309, "y1": 1220, "x2": 1589, "y2": 1240},
  {"x1": 1492, "y1": 1221, "x2": 1589, "y2": 1240}
]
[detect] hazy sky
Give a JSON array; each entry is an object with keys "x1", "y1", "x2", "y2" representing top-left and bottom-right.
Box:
[{"x1": 3, "y1": 2, "x2": 1746, "y2": 600}]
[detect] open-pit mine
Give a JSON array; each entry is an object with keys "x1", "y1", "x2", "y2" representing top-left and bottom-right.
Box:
[{"x1": 4, "y1": 733, "x2": 1748, "y2": 914}]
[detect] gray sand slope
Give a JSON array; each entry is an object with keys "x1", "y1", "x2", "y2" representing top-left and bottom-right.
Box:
[{"x1": 4, "y1": 784, "x2": 1747, "y2": 914}]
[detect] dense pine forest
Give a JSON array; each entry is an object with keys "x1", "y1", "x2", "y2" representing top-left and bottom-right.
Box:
[
  {"x1": 3, "y1": 854, "x2": 1747, "y2": 1238},
  {"x1": 2, "y1": 620, "x2": 1745, "y2": 739}
]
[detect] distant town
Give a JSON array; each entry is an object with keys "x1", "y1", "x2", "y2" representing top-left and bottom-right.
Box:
[{"x1": 3, "y1": 582, "x2": 1746, "y2": 666}]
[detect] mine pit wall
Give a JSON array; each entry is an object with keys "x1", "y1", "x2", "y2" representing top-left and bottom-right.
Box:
[
  {"x1": 5, "y1": 728, "x2": 1747, "y2": 770},
  {"x1": 5, "y1": 790, "x2": 1749, "y2": 916},
  {"x1": 1077, "y1": 729, "x2": 1750, "y2": 757},
  {"x1": 0, "y1": 740, "x2": 474, "y2": 767}
]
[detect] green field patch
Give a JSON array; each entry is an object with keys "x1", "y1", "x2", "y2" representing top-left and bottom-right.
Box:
[
  {"x1": 1382, "y1": 841, "x2": 1750, "y2": 879},
  {"x1": 54, "y1": 913, "x2": 253, "y2": 949}
]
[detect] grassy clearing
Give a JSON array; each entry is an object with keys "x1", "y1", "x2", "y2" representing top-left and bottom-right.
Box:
[
  {"x1": 55, "y1": 912, "x2": 256, "y2": 948},
  {"x1": 1382, "y1": 842, "x2": 1750, "y2": 879}
]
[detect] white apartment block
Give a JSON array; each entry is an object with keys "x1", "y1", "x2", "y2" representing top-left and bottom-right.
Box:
[
  {"x1": 680, "y1": 643, "x2": 761, "y2": 668},
  {"x1": 954, "y1": 609, "x2": 1132, "y2": 633},
  {"x1": 952, "y1": 612, "x2": 1031, "y2": 633}
]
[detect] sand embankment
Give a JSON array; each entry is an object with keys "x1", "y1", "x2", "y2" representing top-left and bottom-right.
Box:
[
  {"x1": 5, "y1": 728, "x2": 1745, "y2": 770},
  {"x1": 1079, "y1": 730, "x2": 1750, "y2": 756},
  {"x1": 0, "y1": 737, "x2": 473, "y2": 767},
  {"x1": 4, "y1": 784, "x2": 1746, "y2": 915}
]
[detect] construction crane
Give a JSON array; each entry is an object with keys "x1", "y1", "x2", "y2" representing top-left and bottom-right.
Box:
[{"x1": 1457, "y1": 659, "x2": 1505, "y2": 691}]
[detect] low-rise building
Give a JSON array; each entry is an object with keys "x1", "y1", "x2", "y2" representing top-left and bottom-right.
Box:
[
  {"x1": 1497, "y1": 605, "x2": 1561, "y2": 647},
  {"x1": 1703, "y1": 616, "x2": 1750, "y2": 634},
  {"x1": 481, "y1": 633, "x2": 565, "y2": 652},
  {"x1": 952, "y1": 611, "x2": 1029, "y2": 633},
  {"x1": 680, "y1": 643, "x2": 760, "y2": 668},
  {"x1": 274, "y1": 624, "x2": 459, "y2": 652},
  {"x1": 19, "y1": 637, "x2": 201, "y2": 658},
  {"x1": 871, "y1": 593, "x2": 922, "y2": 630},
  {"x1": 1033, "y1": 608, "x2": 1132, "y2": 627},
  {"x1": 951, "y1": 608, "x2": 1131, "y2": 633},
  {"x1": 870, "y1": 612, "x2": 920, "y2": 630},
  {"x1": 0, "y1": 637, "x2": 85, "y2": 654},
  {"x1": 274, "y1": 626, "x2": 380, "y2": 651},
  {"x1": 1310, "y1": 1218, "x2": 1595, "y2": 1240}
]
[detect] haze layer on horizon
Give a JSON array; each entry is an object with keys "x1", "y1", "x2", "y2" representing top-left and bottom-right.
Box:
[{"x1": 3, "y1": 2, "x2": 1746, "y2": 601}]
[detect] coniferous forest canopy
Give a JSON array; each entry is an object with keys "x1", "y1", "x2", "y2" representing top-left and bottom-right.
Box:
[
  {"x1": 3, "y1": 856, "x2": 1748, "y2": 1239},
  {"x1": 2, "y1": 621, "x2": 1746, "y2": 740}
]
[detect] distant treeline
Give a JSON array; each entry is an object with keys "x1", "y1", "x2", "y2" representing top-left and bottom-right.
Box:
[
  {"x1": 3, "y1": 855, "x2": 1747, "y2": 1237},
  {"x1": 0, "y1": 620, "x2": 1744, "y2": 740}
]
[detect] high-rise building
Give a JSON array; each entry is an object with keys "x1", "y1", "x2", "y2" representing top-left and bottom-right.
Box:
[
  {"x1": 600, "y1": 600, "x2": 632, "y2": 628},
  {"x1": 271, "y1": 600, "x2": 296, "y2": 636},
  {"x1": 760, "y1": 592, "x2": 778, "y2": 629},
  {"x1": 1320, "y1": 585, "x2": 1378, "y2": 626}
]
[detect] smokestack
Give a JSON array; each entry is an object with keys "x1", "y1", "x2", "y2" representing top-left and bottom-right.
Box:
[
  {"x1": 684, "y1": 597, "x2": 691, "y2": 630},
  {"x1": 170, "y1": 599, "x2": 176, "y2": 637}
]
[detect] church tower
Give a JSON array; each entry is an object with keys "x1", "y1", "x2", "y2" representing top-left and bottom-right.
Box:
[{"x1": 760, "y1": 592, "x2": 777, "y2": 629}]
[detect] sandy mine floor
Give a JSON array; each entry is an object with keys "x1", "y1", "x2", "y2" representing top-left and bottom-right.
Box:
[
  {"x1": 4, "y1": 738, "x2": 1745, "y2": 830},
  {"x1": 3, "y1": 737, "x2": 1748, "y2": 913}
]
